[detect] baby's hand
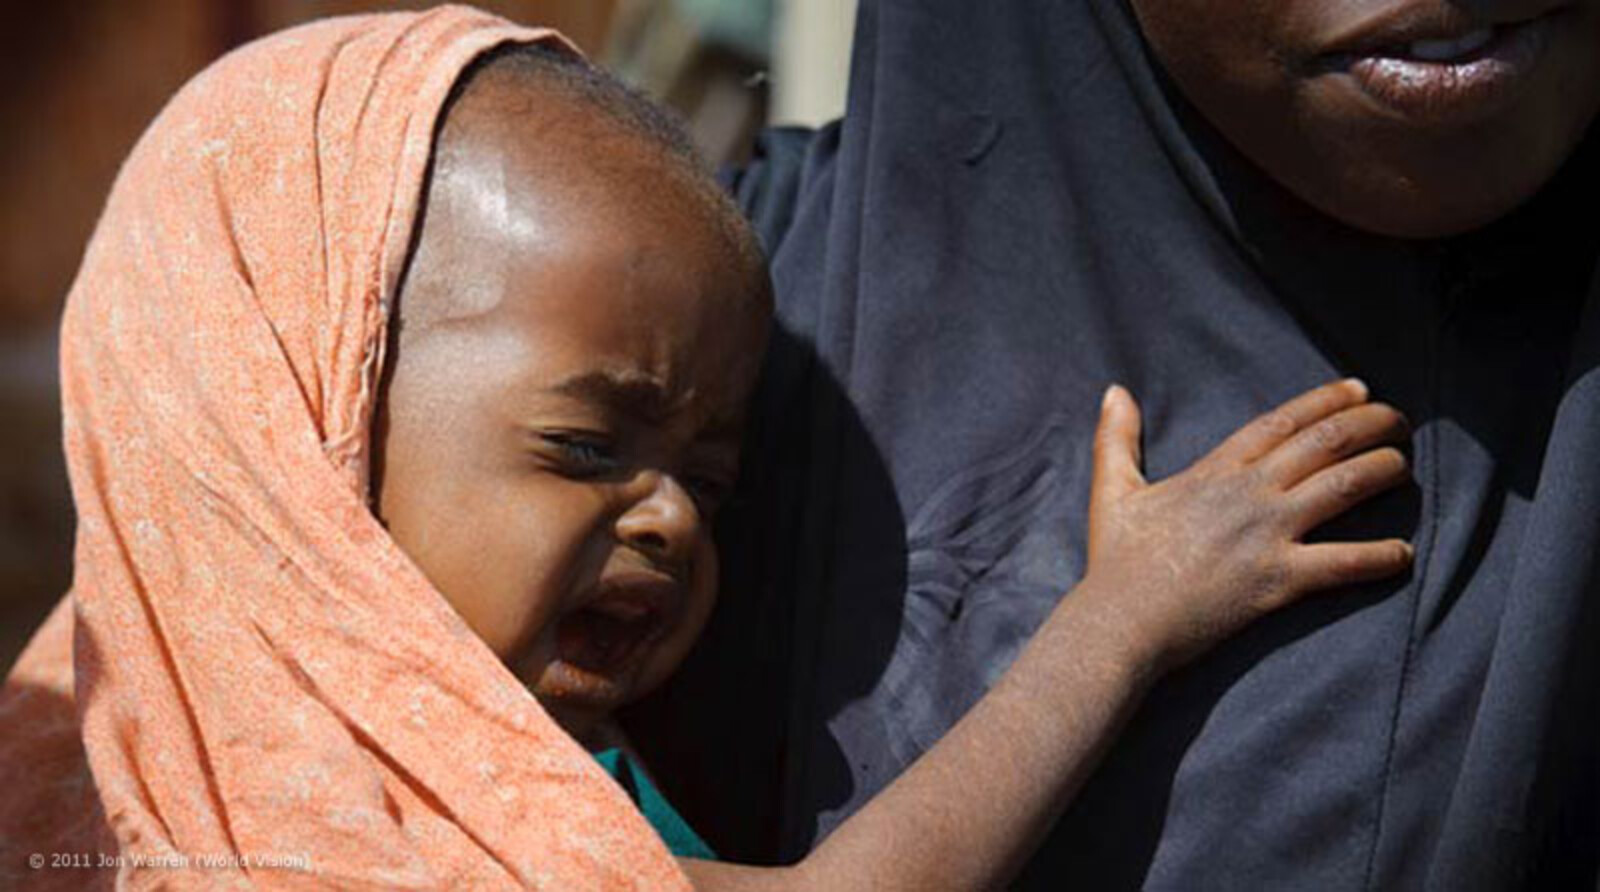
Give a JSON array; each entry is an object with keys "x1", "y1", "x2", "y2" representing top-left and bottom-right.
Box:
[{"x1": 1080, "y1": 379, "x2": 1412, "y2": 672}]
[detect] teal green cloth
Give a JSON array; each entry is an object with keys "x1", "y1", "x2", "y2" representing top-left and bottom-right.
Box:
[{"x1": 594, "y1": 748, "x2": 717, "y2": 860}]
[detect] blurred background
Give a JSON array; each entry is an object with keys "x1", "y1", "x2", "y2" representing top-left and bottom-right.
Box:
[{"x1": 0, "y1": 0, "x2": 856, "y2": 672}]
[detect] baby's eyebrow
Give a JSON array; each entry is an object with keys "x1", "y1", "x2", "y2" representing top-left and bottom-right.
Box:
[{"x1": 548, "y1": 370, "x2": 676, "y2": 421}]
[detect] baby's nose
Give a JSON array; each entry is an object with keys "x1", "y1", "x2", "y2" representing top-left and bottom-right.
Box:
[{"x1": 615, "y1": 473, "x2": 700, "y2": 566}]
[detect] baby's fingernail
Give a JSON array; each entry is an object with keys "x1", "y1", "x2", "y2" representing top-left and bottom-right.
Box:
[
  {"x1": 1347, "y1": 377, "x2": 1369, "y2": 399},
  {"x1": 1102, "y1": 384, "x2": 1120, "y2": 410}
]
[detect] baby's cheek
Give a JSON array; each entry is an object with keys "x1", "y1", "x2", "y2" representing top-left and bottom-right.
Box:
[
  {"x1": 638, "y1": 536, "x2": 721, "y2": 696},
  {"x1": 468, "y1": 486, "x2": 608, "y2": 646},
  {"x1": 687, "y1": 535, "x2": 720, "y2": 633},
  {"x1": 430, "y1": 529, "x2": 573, "y2": 666},
  {"x1": 503, "y1": 620, "x2": 562, "y2": 690}
]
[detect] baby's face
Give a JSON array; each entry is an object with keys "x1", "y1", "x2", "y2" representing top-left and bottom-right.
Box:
[{"x1": 375, "y1": 97, "x2": 768, "y2": 744}]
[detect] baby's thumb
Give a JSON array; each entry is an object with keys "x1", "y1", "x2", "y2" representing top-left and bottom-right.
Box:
[{"x1": 1092, "y1": 384, "x2": 1146, "y2": 505}]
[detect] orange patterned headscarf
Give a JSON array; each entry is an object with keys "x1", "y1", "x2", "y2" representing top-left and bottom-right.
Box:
[{"x1": 0, "y1": 7, "x2": 690, "y2": 889}]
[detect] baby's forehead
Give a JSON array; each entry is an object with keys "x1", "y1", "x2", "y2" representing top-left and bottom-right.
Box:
[
  {"x1": 403, "y1": 145, "x2": 738, "y2": 333},
  {"x1": 396, "y1": 49, "x2": 768, "y2": 341},
  {"x1": 434, "y1": 47, "x2": 707, "y2": 199}
]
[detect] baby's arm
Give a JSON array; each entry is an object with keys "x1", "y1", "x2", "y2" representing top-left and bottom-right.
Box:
[{"x1": 684, "y1": 378, "x2": 1411, "y2": 891}]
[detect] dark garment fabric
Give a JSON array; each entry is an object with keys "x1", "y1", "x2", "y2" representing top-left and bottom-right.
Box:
[{"x1": 627, "y1": 0, "x2": 1600, "y2": 888}]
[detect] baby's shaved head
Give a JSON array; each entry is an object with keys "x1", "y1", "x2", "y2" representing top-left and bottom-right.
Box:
[
  {"x1": 457, "y1": 44, "x2": 706, "y2": 173},
  {"x1": 396, "y1": 43, "x2": 770, "y2": 338},
  {"x1": 374, "y1": 48, "x2": 773, "y2": 734}
]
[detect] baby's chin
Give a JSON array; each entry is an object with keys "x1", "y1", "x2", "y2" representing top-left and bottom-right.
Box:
[
  {"x1": 511, "y1": 582, "x2": 711, "y2": 745},
  {"x1": 531, "y1": 657, "x2": 638, "y2": 712},
  {"x1": 521, "y1": 637, "x2": 683, "y2": 747}
]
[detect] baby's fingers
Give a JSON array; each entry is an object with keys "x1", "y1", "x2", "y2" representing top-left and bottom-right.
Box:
[
  {"x1": 1205, "y1": 378, "x2": 1369, "y2": 467},
  {"x1": 1288, "y1": 539, "x2": 1414, "y2": 594},
  {"x1": 1257, "y1": 402, "x2": 1409, "y2": 488},
  {"x1": 1285, "y1": 447, "x2": 1411, "y2": 536},
  {"x1": 1091, "y1": 385, "x2": 1146, "y2": 506}
]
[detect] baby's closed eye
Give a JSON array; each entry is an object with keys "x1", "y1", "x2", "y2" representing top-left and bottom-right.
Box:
[{"x1": 539, "y1": 430, "x2": 624, "y2": 477}]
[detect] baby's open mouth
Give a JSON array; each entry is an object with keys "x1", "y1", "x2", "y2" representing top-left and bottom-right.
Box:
[{"x1": 555, "y1": 575, "x2": 682, "y2": 676}]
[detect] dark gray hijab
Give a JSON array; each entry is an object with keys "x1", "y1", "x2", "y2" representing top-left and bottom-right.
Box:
[{"x1": 632, "y1": 1, "x2": 1600, "y2": 887}]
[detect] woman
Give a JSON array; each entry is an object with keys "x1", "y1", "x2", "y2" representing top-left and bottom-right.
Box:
[{"x1": 639, "y1": 0, "x2": 1600, "y2": 887}]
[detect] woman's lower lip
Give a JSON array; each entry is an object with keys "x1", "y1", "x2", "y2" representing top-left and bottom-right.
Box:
[{"x1": 1339, "y1": 18, "x2": 1552, "y2": 125}]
